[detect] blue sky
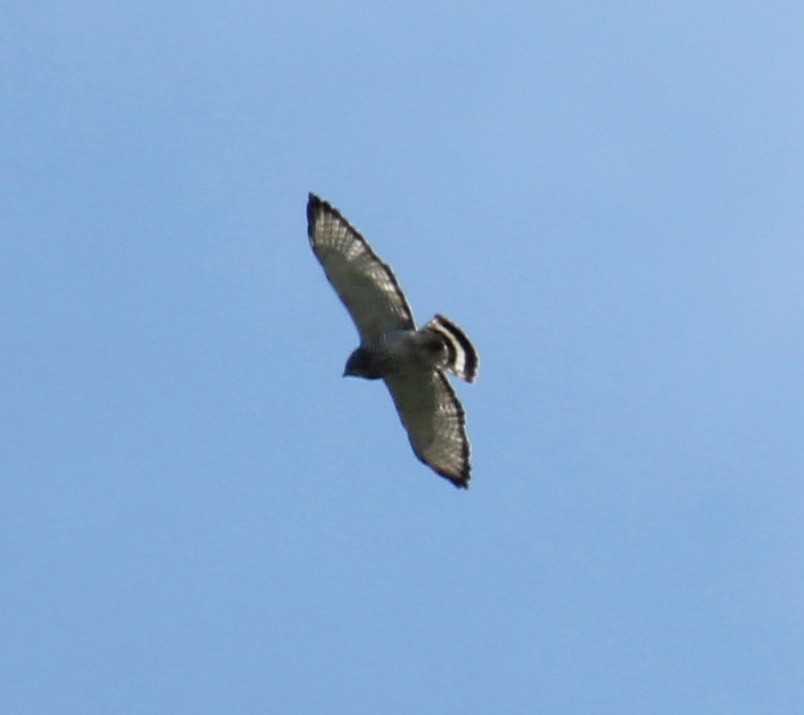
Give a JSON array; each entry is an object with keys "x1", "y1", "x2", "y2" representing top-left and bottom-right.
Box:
[{"x1": 2, "y1": 3, "x2": 802, "y2": 712}]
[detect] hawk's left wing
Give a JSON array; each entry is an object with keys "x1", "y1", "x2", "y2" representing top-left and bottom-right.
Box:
[
  {"x1": 307, "y1": 194, "x2": 415, "y2": 342},
  {"x1": 384, "y1": 369, "x2": 471, "y2": 488}
]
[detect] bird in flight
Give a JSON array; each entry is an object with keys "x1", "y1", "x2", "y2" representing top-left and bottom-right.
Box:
[{"x1": 306, "y1": 194, "x2": 478, "y2": 488}]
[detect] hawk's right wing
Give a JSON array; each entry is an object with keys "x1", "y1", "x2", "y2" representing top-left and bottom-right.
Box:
[
  {"x1": 384, "y1": 368, "x2": 471, "y2": 488},
  {"x1": 307, "y1": 194, "x2": 415, "y2": 342}
]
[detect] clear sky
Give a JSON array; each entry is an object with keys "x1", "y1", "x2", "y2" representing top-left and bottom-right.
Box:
[{"x1": 2, "y1": 3, "x2": 802, "y2": 712}]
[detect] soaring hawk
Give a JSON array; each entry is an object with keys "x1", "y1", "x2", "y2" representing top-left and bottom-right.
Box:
[{"x1": 306, "y1": 194, "x2": 478, "y2": 488}]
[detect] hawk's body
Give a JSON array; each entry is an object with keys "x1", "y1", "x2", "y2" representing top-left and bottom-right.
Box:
[{"x1": 306, "y1": 194, "x2": 478, "y2": 488}]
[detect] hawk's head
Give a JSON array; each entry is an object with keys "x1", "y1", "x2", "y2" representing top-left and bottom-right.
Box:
[{"x1": 344, "y1": 347, "x2": 382, "y2": 380}]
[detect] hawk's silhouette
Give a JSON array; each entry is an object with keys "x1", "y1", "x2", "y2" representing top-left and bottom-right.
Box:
[{"x1": 306, "y1": 194, "x2": 478, "y2": 488}]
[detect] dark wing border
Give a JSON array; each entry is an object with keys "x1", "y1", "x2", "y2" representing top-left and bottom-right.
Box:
[
  {"x1": 428, "y1": 371, "x2": 471, "y2": 488},
  {"x1": 384, "y1": 369, "x2": 471, "y2": 489},
  {"x1": 306, "y1": 194, "x2": 415, "y2": 336}
]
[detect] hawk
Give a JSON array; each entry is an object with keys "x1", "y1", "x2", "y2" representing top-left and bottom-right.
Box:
[{"x1": 306, "y1": 193, "x2": 478, "y2": 488}]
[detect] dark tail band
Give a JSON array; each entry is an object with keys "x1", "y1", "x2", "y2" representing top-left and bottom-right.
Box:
[{"x1": 424, "y1": 314, "x2": 478, "y2": 383}]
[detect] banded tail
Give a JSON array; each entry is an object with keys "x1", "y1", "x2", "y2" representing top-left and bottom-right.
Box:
[{"x1": 423, "y1": 314, "x2": 479, "y2": 383}]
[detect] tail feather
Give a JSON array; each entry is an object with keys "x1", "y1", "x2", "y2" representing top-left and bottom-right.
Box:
[{"x1": 423, "y1": 314, "x2": 478, "y2": 383}]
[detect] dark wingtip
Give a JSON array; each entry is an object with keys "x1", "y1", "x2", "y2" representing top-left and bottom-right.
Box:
[
  {"x1": 306, "y1": 193, "x2": 342, "y2": 237},
  {"x1": 307, "y1": 193, "x2": 329, "y2": 242},
  {"x1": 439, "y1": 469, "x2": 470, "y2": 489}
]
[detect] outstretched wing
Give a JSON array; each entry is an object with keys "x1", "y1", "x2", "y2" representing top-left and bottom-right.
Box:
[
  {"x1": 307, "y1": 194, "x2": 415, "y2": 341},
  {"x1": 384, "y1": 369, "x2": 471, "y2": 488}
]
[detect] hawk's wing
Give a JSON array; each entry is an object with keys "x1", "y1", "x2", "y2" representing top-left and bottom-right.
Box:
[
  {"x1": 384, "y1": 369, "x2": 471, "y2": 488},
  {"x1": 307, "y1": 194, "x2": 415, "y2": 341}
]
